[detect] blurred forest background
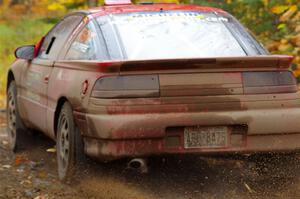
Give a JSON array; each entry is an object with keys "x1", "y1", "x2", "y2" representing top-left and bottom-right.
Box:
[{"x1": 0, "y1": 0, "x2": 299, "y2": 108}]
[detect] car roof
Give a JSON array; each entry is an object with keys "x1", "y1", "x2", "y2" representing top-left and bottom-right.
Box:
[{"x1": 79, "y1": 3, "x2": 227, "y2": 18}]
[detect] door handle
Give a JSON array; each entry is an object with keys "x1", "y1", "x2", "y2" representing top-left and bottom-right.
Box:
[{"x1": 44, "y1": 75, "x2": 49, "y2": 84}]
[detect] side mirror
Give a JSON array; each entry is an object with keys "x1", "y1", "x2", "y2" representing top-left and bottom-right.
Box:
[{"x1": 15, "y1": 45, "x2": 35, "y2": 60}]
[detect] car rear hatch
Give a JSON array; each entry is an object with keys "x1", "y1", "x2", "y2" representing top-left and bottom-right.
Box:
[
  {"x1": 94, "y1": 55, "x2": 297, "y2": 100},
  {"x1": 88, "y1": 55, "x2": 299, "y2": 141}
]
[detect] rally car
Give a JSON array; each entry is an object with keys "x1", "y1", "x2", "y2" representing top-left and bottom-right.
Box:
[{"x1": 7, "y1": 0, "x2": 299, "y2": 180}]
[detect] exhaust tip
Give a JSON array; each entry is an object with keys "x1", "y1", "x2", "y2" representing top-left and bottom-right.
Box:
[{"x1": 128, "y1": 158, "x2": 148, "y2": 174}]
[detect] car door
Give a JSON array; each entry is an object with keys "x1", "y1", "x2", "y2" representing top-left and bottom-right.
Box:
[{"x1": 19, "y1": 15, "x2": 83, "y2": 133}]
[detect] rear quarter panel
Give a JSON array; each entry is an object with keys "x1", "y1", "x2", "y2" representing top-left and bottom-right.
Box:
[{"x1": 46, "y1": 61, "x2": 119, "y2": 139}]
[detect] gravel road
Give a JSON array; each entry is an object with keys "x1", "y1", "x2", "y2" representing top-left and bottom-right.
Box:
[{"x1": 1, "y1": 111, "x2": 300, "y2": 199}]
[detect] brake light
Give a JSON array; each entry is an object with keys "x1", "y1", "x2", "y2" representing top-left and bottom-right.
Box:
[
  {"x1": 92, "y1": 75, "x2": 159, "y2": 98},
  {"x1": 243, "y1": 71, "x2": 297, "y2": 94}
]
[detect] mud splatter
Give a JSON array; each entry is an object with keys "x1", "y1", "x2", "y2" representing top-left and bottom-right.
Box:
[{"x1": 1, "y1": 111, "x2": 300, "y2": 199}]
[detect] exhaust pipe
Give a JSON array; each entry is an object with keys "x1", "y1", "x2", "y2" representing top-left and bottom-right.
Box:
[{"x1": 128, "y1": 158, "x2": 148, "y2": 173}]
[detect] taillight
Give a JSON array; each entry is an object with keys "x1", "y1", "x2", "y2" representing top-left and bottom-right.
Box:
[
  {"x1": 92, "y1": 75, "x2": 159, "y2": 98},
  {"x1": 243, "y1": 71, "x2": 297, "y2": 94}
]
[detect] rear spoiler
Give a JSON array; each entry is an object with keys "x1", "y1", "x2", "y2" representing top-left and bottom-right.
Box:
[{"x1": 98, "y1": 55, "x2": 293, "y2": 73}]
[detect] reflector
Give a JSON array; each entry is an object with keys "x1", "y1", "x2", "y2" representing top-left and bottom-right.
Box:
[{"x1": 104, "y1": 0, "x2": 132, "y2": 5}]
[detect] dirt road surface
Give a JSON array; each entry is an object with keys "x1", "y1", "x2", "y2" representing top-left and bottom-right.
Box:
[{"x1": 1, "y1": 111, "x2": 300, "y2": 199}]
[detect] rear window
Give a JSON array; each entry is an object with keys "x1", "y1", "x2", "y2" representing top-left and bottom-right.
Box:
[{"x1": 96, "y1": 11, "x2": 267, "y2": 60}]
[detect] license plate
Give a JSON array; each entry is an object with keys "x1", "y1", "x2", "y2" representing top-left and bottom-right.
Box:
[{"x1": 184, "y1": 126, "x2": 228, "y2": 149}]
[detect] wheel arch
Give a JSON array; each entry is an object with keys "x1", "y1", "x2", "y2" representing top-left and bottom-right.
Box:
[
  {"x1": 7, "y1": 70, "x2": 15, "y2": 92},
  {"x1": 54, "y1": 97, "x2": 69, "y2": 136}
]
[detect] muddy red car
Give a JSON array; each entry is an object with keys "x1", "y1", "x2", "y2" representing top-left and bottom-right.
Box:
[{"x1": 6, "y1": 0, "x2": 300, "y2": 180}]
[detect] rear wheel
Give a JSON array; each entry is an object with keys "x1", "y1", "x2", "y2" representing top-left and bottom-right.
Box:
[
  {"x1": 56, "y1": 102, "x2": 85, "y2": 181},
  {"x1": 7, "y1": 81, "x2": 27, "y2": 152}
]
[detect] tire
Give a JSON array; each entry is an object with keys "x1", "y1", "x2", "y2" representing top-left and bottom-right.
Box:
[
  {"x1": 6, "y1": 81, "x2": 27, "y2": 152},
  {"x1": 56, "y1": 102, "x2": 85, "y2": 181}
]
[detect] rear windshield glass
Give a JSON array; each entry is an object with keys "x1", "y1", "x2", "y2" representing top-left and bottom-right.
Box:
[{"x1": 96, "y1": 11, "x2": 266, "y2": 60}]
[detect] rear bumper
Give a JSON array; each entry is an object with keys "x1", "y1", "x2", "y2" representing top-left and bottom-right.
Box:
[
  {"x1": 84, "y1": 133, "x2": 300, "y2": 161},
  {"x1": 82, "y1": 107, "x2": 300, "y2": 139},
  {"x1": 75, "y1": 106, "x2": 300, "y2": 160}
]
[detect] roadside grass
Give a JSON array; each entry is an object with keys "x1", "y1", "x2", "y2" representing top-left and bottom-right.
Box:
[{"x1": 0, "y1": 16, "x2": 57, "y2": 109}]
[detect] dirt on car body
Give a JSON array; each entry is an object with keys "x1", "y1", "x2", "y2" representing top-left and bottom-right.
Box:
[{"x1": 1, "y1": 111, "x2": 300, "y2": 199}]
